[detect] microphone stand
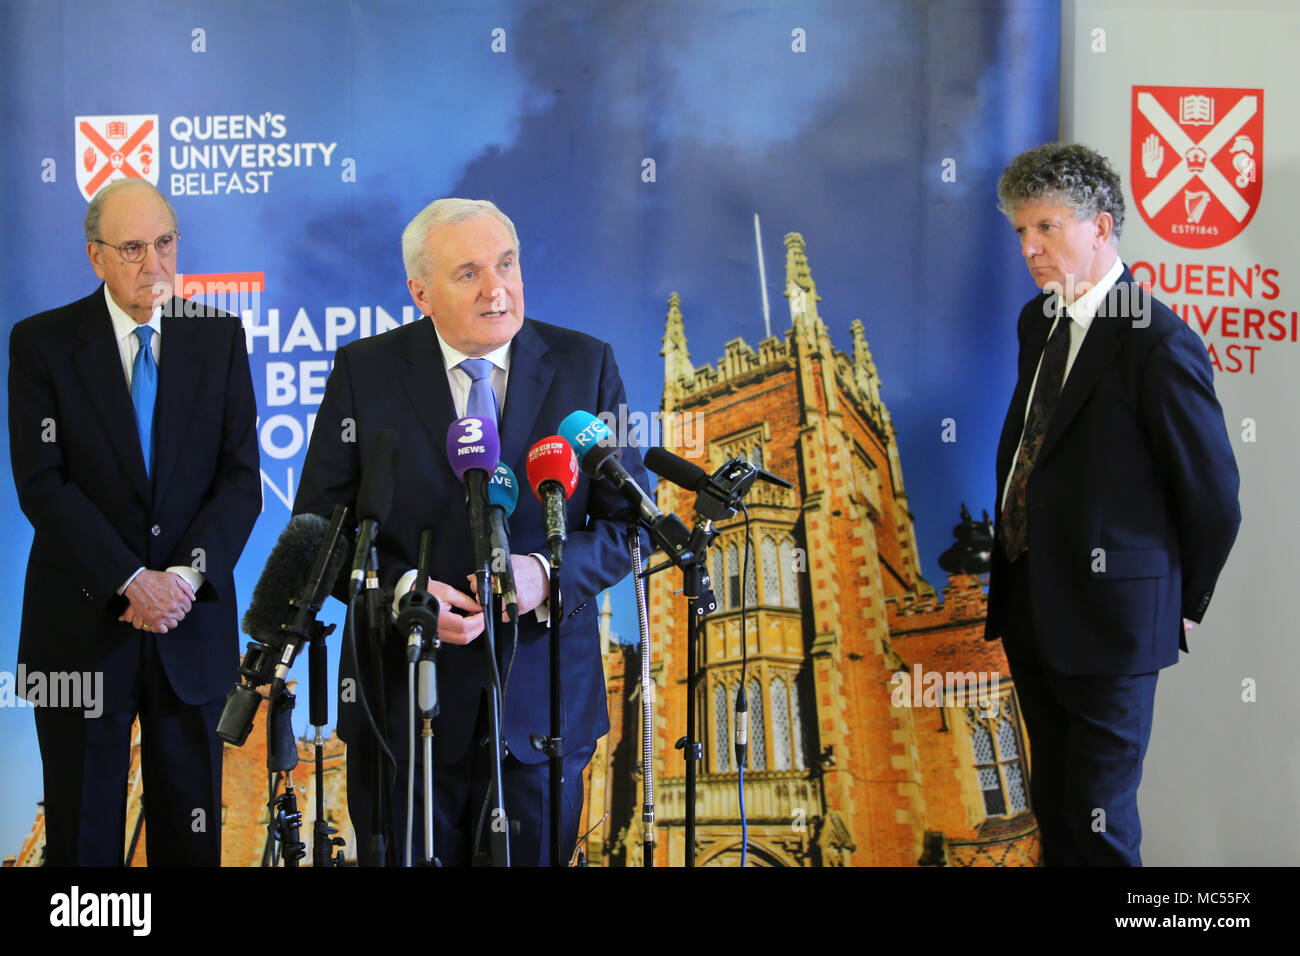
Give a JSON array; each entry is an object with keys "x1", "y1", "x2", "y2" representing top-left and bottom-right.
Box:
[
  {"x1": 675, "y1": 526, "x2": 716, "y2": 868},
  {"x1": 627, "y1": 518, "x2": 656, "y2": 867},
  {"x1": 395, "y1": 529, "x2": 441, "y2": 866},
  {"x1": 642, "y1": 456, "x2": 787, "y2": 865},
  {"x1": 361, "y1": 545, "x2": 393, "y2": 866},
  {"x1": 639, "y1": 511, "x2": 713, "y2": 867},
  {"x1": 529, "y1": 553, "x2": 565, "y2": 866},
  {"x1": 267, "y1": 686, "x2": 307, "y2": 866},
  {"x1": 477, "y1": 566, "x2": 512, "y2": 866},
  {"x1": 309, "y1": 624, "x2": 346, "y2": 867}
]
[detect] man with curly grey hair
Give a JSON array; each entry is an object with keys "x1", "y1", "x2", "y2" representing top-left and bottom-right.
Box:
[{"x1": 984, "y1": 142, "x2": 1241, "y2": 866}]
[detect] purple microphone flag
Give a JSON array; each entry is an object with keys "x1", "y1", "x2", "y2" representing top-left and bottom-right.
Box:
[{"x1": 446, "y1": 416, "x2": 500, "y2": 481}]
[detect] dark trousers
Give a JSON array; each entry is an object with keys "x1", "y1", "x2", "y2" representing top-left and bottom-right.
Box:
[
  {"x1": 347, "y1": 694, "x2": 594, "y2": 867},
  {"x1": 1002, "y1": 558, "x2": 1158, "y2": 866},
  {"x1": 34, "y1": 636, "x2": 224, "y2": 866}
]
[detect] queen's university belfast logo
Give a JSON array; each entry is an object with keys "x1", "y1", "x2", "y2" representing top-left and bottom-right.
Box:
[
  {"x1": 74, "y1": 114, "x2": 160, "y2": 201},
  {"x1": 1131, "y1": 86, "x2": 1263, "y2": 249}
]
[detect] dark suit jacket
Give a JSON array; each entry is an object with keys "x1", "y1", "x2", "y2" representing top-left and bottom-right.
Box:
[
  {"x1": 293, "y1": 316, "x2": 647, "y2": 765},
  {"x1": 984, "y1": 269, "x2": 1241, "y2": 675},
  {"x1": 9, "y1": 286, "x2": 262, "y2": 713}
]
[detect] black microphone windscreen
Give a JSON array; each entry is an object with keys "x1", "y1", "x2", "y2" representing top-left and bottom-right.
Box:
[
  {"x1": 644, "y1": 447, "x2": 708, "y2": 491},
  {"x1": 577, "y1": 441, "x2": 621, "y2": 479},
  {"x1": 357, "y1": 429, "x2": 400, "y2": 524},
  {"x1": 242, "y1": 513, "x2": 328, "y2": 638}
]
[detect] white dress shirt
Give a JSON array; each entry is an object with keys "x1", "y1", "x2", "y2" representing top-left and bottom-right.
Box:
[{"x1": 104, "y1": 285, "x2": 204, "y2": 599}]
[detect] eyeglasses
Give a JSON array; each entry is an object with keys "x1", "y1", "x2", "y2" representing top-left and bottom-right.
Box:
[{"x1": 93, "y1": 231, "x2": 181, "y2": 264}]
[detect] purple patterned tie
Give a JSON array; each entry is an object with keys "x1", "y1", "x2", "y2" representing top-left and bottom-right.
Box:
[
  {"x1": 999, "y1": 312, "x2": 1071, "y2": 562},
  {"x1": 457, "y1": 358, "x2": 498, "y2": 427}
]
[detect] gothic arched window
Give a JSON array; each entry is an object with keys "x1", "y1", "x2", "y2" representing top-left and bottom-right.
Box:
[
  {"x1": 743, "y1": 540, "x2": 757, "y2": 608},
  {"x1": 726, "y1": 542, "x2": 740, "y2": 610},
  {"x1": 779, "y1": 538, "x2": 799, "y2": 608},
  {"x1": 714, "y1": 682, "x2": 730, "y2": 772},
  {"x1": 711, "y1": 547, "x2": 726, "y2": 611},
  {"x1": 771, "y1": 675, "x2": 791, "y2": 770},
  {"x1": 761, "y1": 536, "x2": 779, "y2": 605},
  {"x1": 747, "y1": 677, "x2": 766, "y2": 770}
]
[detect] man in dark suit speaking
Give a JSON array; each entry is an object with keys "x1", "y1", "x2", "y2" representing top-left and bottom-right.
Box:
[
  {"x1": 984, "y1": 144, "x2": 1240, "y2": 866},
  {"x1": 294, "y1": 198, "x2": 647, "y2": 866},
  {"x1": 8, "y1": 178, "x2": 261, "y2": 865}
]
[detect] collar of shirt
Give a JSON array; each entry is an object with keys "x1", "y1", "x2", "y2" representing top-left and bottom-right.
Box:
[
  {"x1": 1056, "y1": 256, "x2": 1125, "y2": 330},
  {"x1": 105, "y1": 283, "x2": 163, "y2": 383},
  {"x1": 430, "y1": 319, "x2": 512, "y2": 416}
]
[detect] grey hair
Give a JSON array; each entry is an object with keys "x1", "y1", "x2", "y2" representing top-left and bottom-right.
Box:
[
  {"x1": 84, "y1": 178, "x2": 179, "y2": 242},
  {"x1": 401, "y1": 198, "x2": 520, "y2": 282},
  {"x1": 997, "y1": 142, "x2": 1125, "y2": 240}
]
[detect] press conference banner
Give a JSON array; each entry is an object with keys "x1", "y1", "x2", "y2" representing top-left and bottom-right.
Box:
[
  {"x1": 1062, "y1": 0, "x2": 1298, "y2": 865},
  {"x1": 0, "y1": 0, "x2": 1058, "y2": 861}
]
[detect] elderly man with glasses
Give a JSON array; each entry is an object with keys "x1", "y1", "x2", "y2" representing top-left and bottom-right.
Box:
[{"x1": 8, "y1": 177, "x2": 261, "y2": 865}]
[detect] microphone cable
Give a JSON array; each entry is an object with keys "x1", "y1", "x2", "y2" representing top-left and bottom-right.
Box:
[
  {"x1": 470, "y1": 608, "x2": 520, "y2": 865},
  {"x1": 471, "y1": 589, "x2": 515, "y2": 866},
  {"x1": 344, "y1": 592, "x2": 397, "y2": 770}
]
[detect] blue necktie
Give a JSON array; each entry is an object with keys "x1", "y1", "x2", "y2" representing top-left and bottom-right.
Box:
[
  {"x1": 458, "y1": 358, "x2": 499, "y2": 427},
  {"x1": 131, "y1": 325, "x2": 157, "y2": 478}
]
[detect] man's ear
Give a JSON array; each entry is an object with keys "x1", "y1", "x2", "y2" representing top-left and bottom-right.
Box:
[
  {"x1": 407, "y1": 276, "x2": 430, "y2": 315},
  {"x1": 87, "y1": 241, "x2": 106, "y2": 279},
  {"x1": 1093, "y1": 211, "x2": 1114, "y2": 247}
]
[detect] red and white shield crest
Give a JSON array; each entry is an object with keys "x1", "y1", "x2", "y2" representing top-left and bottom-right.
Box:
[
  {"x1": 74, "y1": 114, "x2": 160, "y2": 202},
  {"x1": 1130, "y1": 86, "x2": 1262, "y2": 249}
]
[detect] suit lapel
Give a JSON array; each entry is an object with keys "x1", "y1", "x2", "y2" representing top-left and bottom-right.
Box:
[
  {"x1": 1037, "y1": 276, "x2": 1129, "y2": 465},
  {"x1": 401, "y1": 318, "x2": 458, "y2": 471},
  {"x1": 69, "y1": 289, "x2": 151, "y2": 501},
  {"x1": 499, "y1": 320, "x2": 554, "y2": 475},
  {"x1": 152, "y1": 299, "x2": 202, "y2": 496},
  {"x1": 996, "y1": 299, "x2": 1052, "y2": 488}
]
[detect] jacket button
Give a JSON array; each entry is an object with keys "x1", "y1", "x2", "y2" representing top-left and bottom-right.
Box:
[{"x1": 151, "y1": 524, "x2": 162, "y2": 536}]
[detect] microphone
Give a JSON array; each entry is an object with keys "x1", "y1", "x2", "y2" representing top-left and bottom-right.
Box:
[
  {"x1": 220, "y1": 505, "x2": 352, "y2": 745},
  {"x1": 526, "y1": 436, "x2": 579, "y2": 568},
  {"x1": 349, "y1": 430, "x2": 400, "y2": 599},
  {"x1": 446, "y1": 416, "x2": 500, "y2": 574},
  {"x1": 644, "y1": 446, "x2": 709, "y2": 492},
  {"x1": 394, "y1": 529, "x2": 440, "y2": 717},
  {"x1": 395, "y1": 529, "x2": 440, "y2": 664},
  {"x1": 645, "y1": 445, "x2": 793, "y2": 525},
  {"x1": 487, "y1": 463, "x2": 520, "y2": 622},
  {"x1": 556, "y1": 410, "x2": 660, "y2": 523}
]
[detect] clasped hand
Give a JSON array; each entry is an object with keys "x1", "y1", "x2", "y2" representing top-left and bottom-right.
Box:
[
  {"x1": 120, "y1": 570, "x2": 194, "y2": 634},
  {"x1": 412, "y1": 555, "x2": 550, "y2": 645}
]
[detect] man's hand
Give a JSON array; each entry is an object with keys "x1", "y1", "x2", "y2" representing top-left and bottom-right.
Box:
[
  {"x1": 419, "y1": 579, "x2": 485, "y2": 645},
  {"x1": 468, "y1": 555, "x2": 551, "y2": 621},
  {"x1": 120, "y1": 570, "x2": 194, "y2": 634}
]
